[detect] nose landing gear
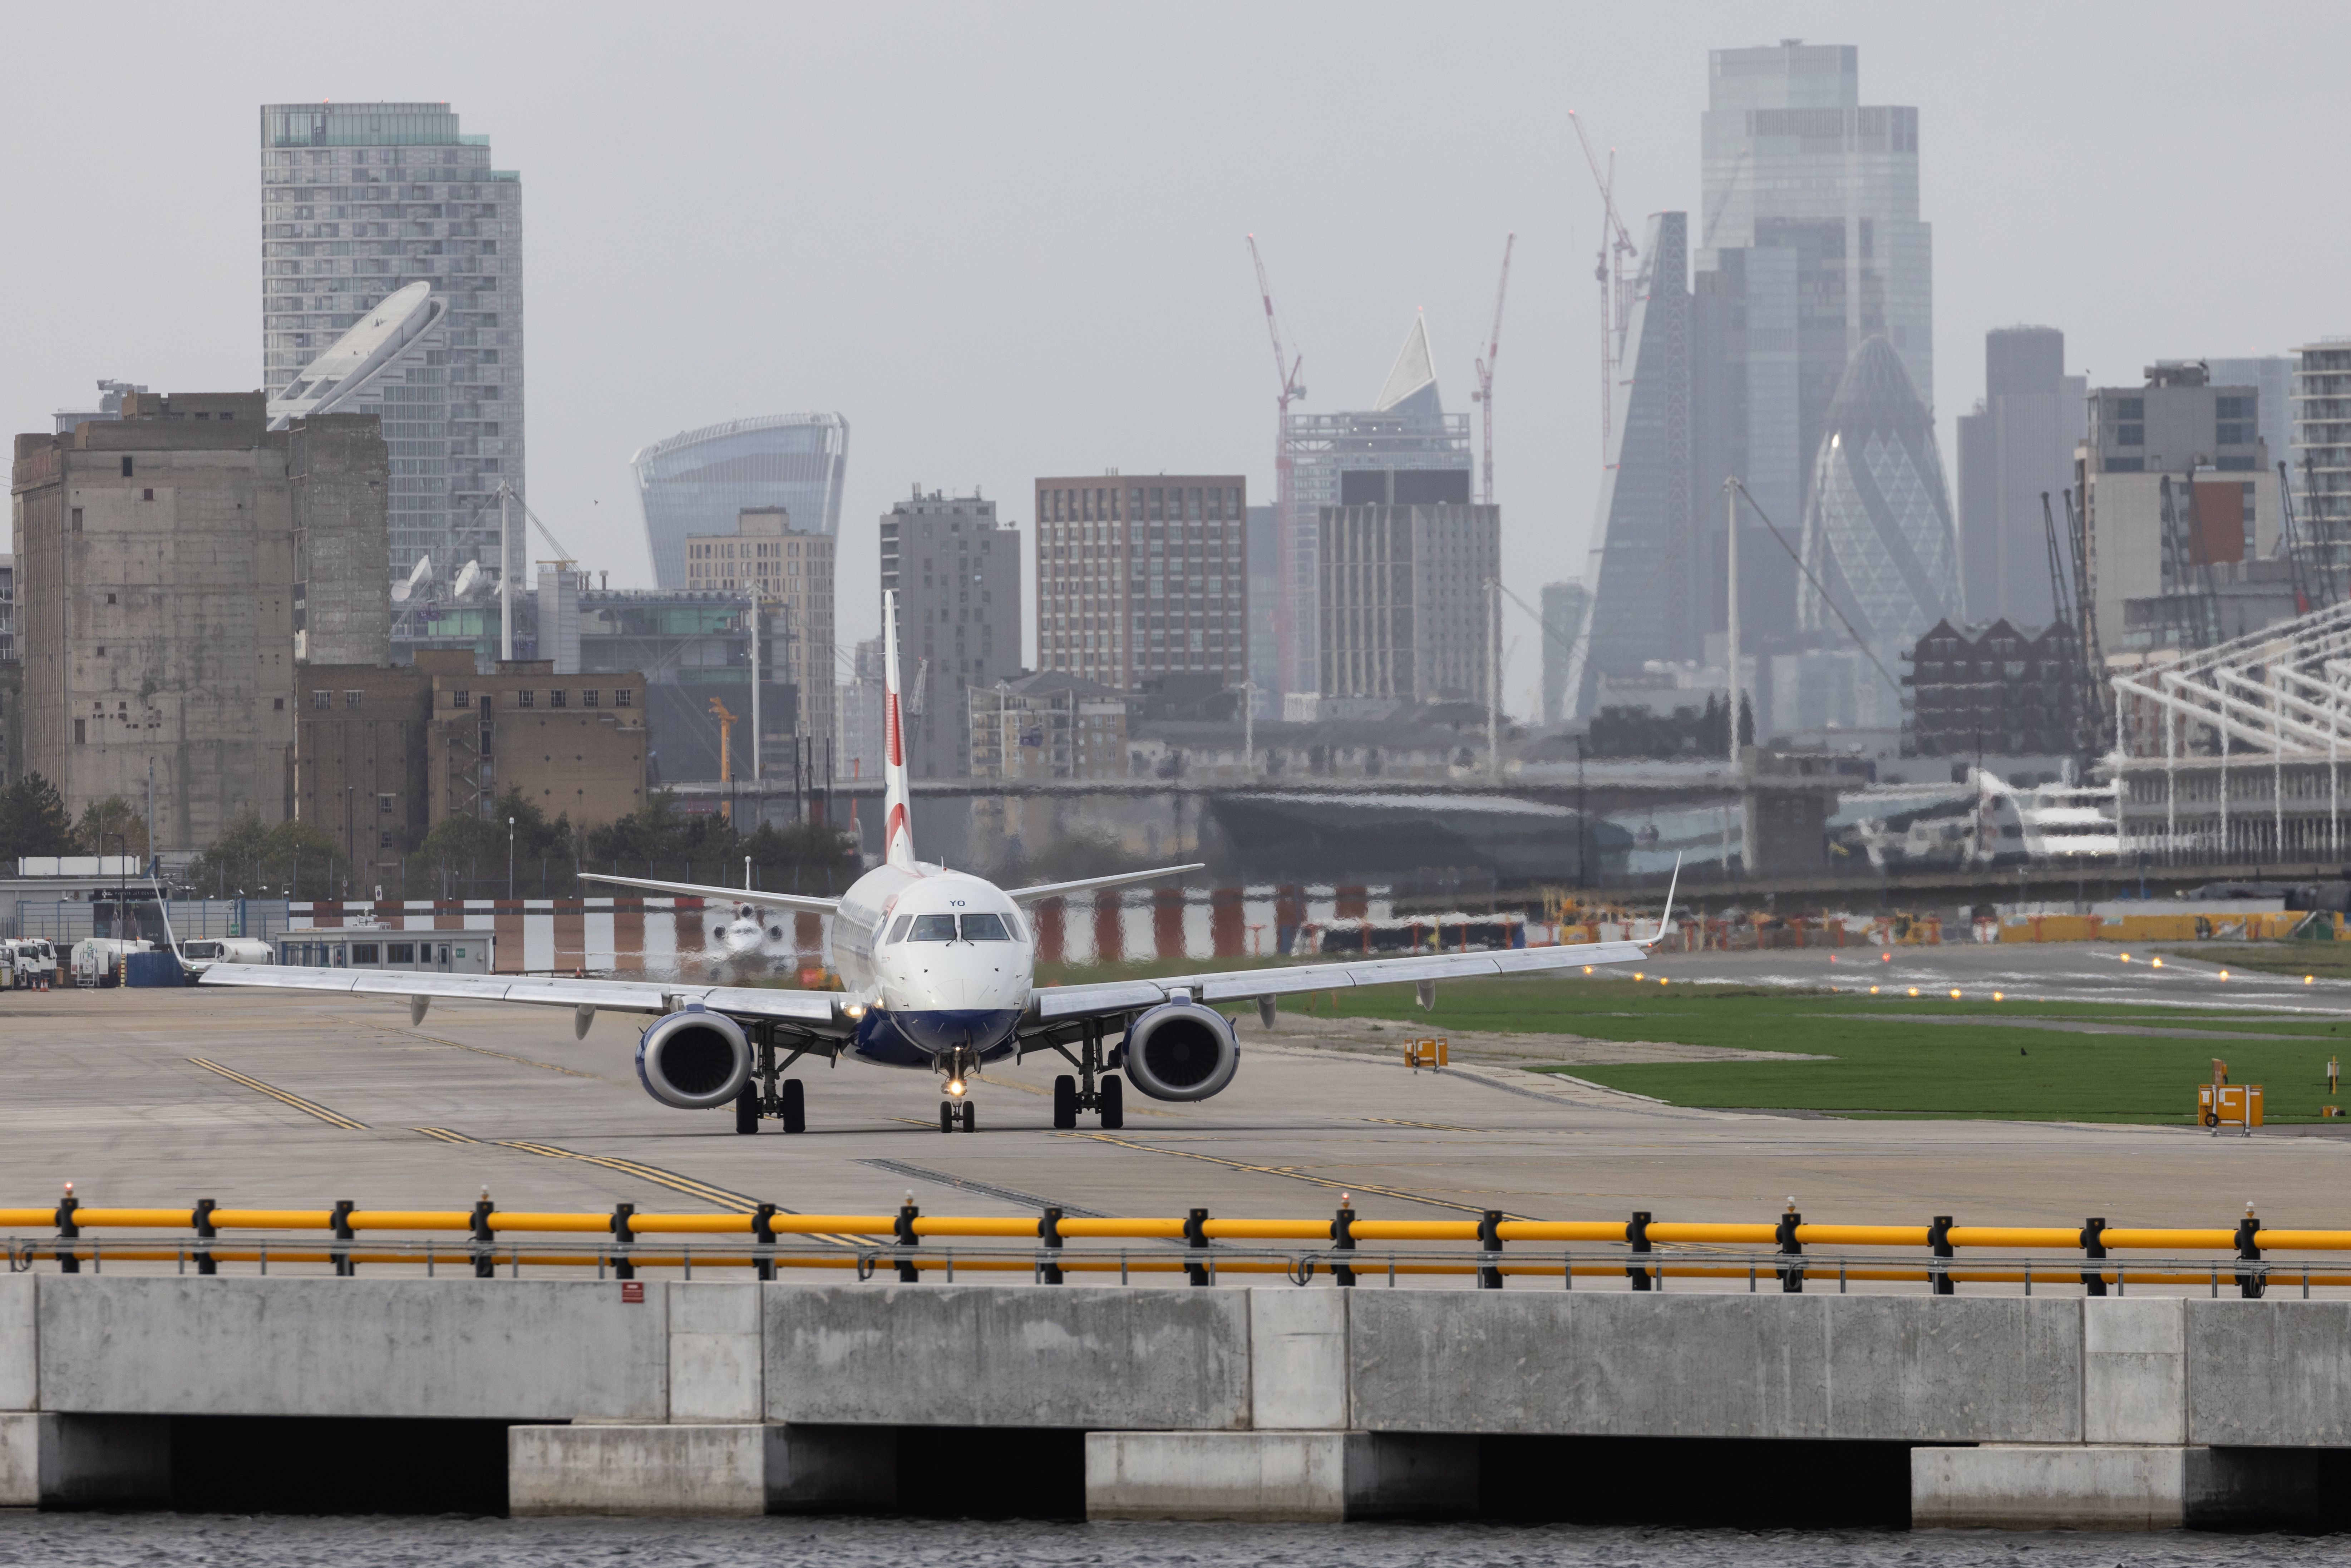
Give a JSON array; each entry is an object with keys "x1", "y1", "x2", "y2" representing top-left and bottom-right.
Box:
[
  {"x1": 939, "y1": 1049, "x2": 979, "y2": 1133},
  {"x1": 1050, "y1": 1021, "x2": 1124, "y2": 1130}
]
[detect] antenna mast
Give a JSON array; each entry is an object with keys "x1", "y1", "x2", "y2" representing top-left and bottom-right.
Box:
[
  {"x1": 1470, "y1": 233, "x2": 1516, "y2": 507},
  {"x1": 1247, "y1": 235, "x2": 1307, "y2": 694},
  {"x1": 1568, "y1": 111, "x2": 1638, "y2": 467}
]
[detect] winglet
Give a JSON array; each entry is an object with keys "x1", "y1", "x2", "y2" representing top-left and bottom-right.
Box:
[{"x1": 1645, "y1": 853, "x2": 1682, "y2": 950}]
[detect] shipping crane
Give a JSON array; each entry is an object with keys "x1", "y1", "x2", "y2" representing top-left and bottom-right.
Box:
[
  {"x1": 1469, "y1": 233, "x2": 1516, "y2": 506},
  {"x1": 1568, "y1": 110, "x2": 1638, "y2": 465},
  {"x1": 1247, "y1": 235, "x2": 1307, "y2": 692}
]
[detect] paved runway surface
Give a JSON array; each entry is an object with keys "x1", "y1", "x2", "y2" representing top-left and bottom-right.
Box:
[{"x1": 3, "y1": 942, "x2": 2345, "y2": 1244}]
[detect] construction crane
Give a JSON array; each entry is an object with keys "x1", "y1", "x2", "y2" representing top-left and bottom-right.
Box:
[
  {"x1": 1567, "y1": 111, "x2": 1638, "y2": 465},
  {"x1": 1469, "y1": 233, "x2": 1516, "y2": 507},
  {"x1": 1247, "y1": 235, "x2": 1306, "y2": 690},
  {"x1": 2041, "y1": 492, "x2": 2089, "y2": 765},
  {"x1": 709, "y1": 697, "x2": 739, "y2": 821}
]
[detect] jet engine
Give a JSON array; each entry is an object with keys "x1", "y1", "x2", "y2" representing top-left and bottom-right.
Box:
[
  {"x1": 635, "y1": 1007, "x2": 751, "y2": 1109},
  {"x1": 1119, "y1": 1000, "x2": 1241, "y2": 1102}
]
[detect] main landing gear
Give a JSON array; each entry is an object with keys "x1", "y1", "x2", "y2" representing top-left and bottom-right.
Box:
[
  {"x1": 734, "y1": 1031, "x2": 817, "y2": 1134},
  {"x1": 1051, "y1": 1021, "x2": 1124, "y2": 1131}
]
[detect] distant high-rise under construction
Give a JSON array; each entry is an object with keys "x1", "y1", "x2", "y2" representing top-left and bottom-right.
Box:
[{"x1": 1281, "y1": 318, "x2": 1470, "y2": 698}]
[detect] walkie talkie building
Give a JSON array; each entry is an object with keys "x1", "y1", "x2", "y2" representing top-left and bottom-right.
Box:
[{"x1": 631, "y1": 414, "x2": 851, "y2": 587}]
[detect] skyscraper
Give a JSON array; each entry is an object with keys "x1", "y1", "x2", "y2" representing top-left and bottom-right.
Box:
[
  {"x1": 1578, "y1": 212, "x2": 1695, "y2": 717},
  {"x1": 1796, "y1": 337, "x2": 1958, "y2": 673},
  {"x1": 1033, "y1": 475, "x2": 1246, "y2": 693},
  {"x1": 260, "y1": 102, "x2": 523, "y2": 591},
  {"x1": 1955, "y1": 327, "x2": 2085, "y2": 628},
  {"x1": 632, "y1": 414, "x2": 850, "y2": 588},
  {"x1": 1281, "y1": 319, "x2": 1470, "y2": 696},
  {"x1": 1694, "y1": 43, "x2": 1931, "y2": 648},
  {"x1": 878, "y1": 488, "x2": 1020, "y2": 778},
  {"x1": 1538, "y1": 580, "x2": 1589, "y2": 727}
]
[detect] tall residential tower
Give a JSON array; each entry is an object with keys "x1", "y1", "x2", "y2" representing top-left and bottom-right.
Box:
[{"x1": 260, "y1": 102, "x2": 523, "y2": 592}]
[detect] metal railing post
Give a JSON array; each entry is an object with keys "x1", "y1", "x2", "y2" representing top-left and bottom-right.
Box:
[
  {"x1": 331, "y1": 1199, "x2": 356, "y2": 1278},
  {"x1": 1477, "y1": 1209, "x2": 1504, "y2": 1290},
  {"x1": 1040, "y1": 1206, "x2": 1064, "y2": 1286},
  {"x1": 610, "y1": 1202, "x2": 636, "y2": 1281},
  {"x1": 192, "y1": 1197, "x2": 217, "y2": 1277},
  {"x1": 1331, "y1": 1199, "x2": 1356, "y2": 1288},
  {"x1": 1627, "y1": 1210, "x2": 1653, "y2": 1291},
  {"x1": 1184, "y1": 1207, "x2": 1210, "y2": 1286},
  {"x1": 1928, "y1": 1214, "x2": 1955, "y2": 1296},
  {"x1": 54, "y1": 1192, "x2": 79, "y2": 1275},
  {"x1": 470, "y1": 1192, "x2": 497, "y2": 1279},
  {"x1": 753, "y1": 1203, "x2": 777, "y2": 1282},
  {"x1": 894, "y1": 1199, "x2": 921, "y2": 1283},
  {"x1": 2080, "y1": 1217, "x2": 2108, "y2": 1296},
  {"x1": 1776, "y1": 1205, "x2": 1804, "y2": 1293}
]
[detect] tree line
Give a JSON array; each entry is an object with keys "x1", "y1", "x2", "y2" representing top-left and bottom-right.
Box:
[{"x1": 181, "y1": 788, "x2": 861, "y2": 904}]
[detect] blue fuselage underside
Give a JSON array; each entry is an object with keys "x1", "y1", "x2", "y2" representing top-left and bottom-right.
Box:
[{"x1": 851, "y1": 1007, "x2": 1024, "y2": 1067}]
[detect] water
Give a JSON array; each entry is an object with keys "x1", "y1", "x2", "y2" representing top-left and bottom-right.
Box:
[{"x1": 0, "y1": 1516, "x2": 2336, "y2": 1568}]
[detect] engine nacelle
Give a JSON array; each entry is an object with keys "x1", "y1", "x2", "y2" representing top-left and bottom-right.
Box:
[
  {"x1": 1119, "y1": 1000, "x2": 1241, "y2": 1102},
  {"x1": 636, "y1": 1007, "x2": 751, "y2": 1109}
]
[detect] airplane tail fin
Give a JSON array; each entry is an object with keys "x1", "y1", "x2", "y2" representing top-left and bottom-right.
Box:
[{"x1": 881, "y1": 589, "x2": 918, "y2": 871}]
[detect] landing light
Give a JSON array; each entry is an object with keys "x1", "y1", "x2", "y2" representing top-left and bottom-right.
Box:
[
  {"x1": 843, "y1": 1003, "x2": 867, "y2": 1020},
  {"x1": 947, "y1": 1078, "x2": 966, "y2": 1097}
]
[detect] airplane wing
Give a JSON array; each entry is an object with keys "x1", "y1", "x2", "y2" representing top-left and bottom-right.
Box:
[
  {"x1": 1032, "y1": 854, "x2": 1682, "y2": 1024},
  {"x1": 1005, "y1": 863, "x2": 1207, "y2": 903},
  {"x1": 1027, "y1": 937, "x2": 1653, "y2": 1021},
  {"x1": 577, "y1": 871, "x2": 841, "y2": 916},
  {"x1": 197, "y1": 963, "x2": 858, "y2": 1033}
]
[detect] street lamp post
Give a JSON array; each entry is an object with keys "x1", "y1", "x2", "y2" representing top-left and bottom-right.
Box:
[{"x1": 508, "y1": 817, "x2": 516, "y2": 902}]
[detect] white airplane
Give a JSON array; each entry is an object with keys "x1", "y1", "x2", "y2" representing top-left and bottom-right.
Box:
[{"x1": 201, "y1": 591, "x2": 1672, "y2": 1135}]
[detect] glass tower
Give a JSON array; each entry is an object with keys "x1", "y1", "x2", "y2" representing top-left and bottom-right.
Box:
[
  {"x1": 259, "y1": 102, "x2": 524, "y2": 592},
  {"x1": 1695, "y1": 43, "x2": 1931, "y2": 647},
  {"x1": 631, "y1": 414, "x2": 851, "y2": 588}
]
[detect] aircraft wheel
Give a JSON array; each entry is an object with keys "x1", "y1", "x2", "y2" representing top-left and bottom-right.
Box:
[
  {"x1": 734, "y1": 1084, "x2": 759, "y2": 1135},
  {"x1": 1099, "y1": 1073, "x2": 1124, "y2": 1130},
  {"x1": 960, "y1": 1100, "x2": 977, "y2": 1133},
  {"x1": 1052, "y1": 1075, "x2": 1078, "y2": 1129},
  {"x1": 939, "y1": 1100, "x2": 955, "y2": 1134},
  {"x1": 782, "y1": 1079, "x2": 806, "y2": 1134}
]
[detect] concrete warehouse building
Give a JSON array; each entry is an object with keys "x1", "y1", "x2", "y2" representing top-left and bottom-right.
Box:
[
  {"x1": 295, "y1": 652, "x2": 649, "y2": 886},
  {"x1": 10, "y1": 391, "x2": 390, "y2": 849}
]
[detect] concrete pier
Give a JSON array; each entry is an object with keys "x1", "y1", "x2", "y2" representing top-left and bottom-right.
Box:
[{"x1": 2, "y1": 1275, "x2": 2347, "y2": 1525}]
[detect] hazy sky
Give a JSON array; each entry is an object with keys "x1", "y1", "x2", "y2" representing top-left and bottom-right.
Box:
[{"x1": 5, "y1": 2, "x2": 2343, "y2": 709}]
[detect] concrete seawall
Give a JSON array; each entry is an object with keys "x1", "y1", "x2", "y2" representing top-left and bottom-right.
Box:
[{"x1": 1, "y1": 1273, "x2": 2346, "y2": 1527}]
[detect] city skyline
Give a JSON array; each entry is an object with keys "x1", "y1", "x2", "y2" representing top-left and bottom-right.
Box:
[{"x1": 4, "y1": 5, "x2": 2347, "y2": 713}]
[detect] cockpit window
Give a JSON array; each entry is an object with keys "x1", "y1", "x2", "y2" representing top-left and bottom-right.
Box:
[
  {"x1": 1002, "y1": 910, "x2": 1026, "y2": 943},
  {"x1": 908, "y1": 913, "x2": 959, "y2": 942},
  {"x1": 887, "y1": 914, "x2": 914, "y2": 943},
  {"x1": 959, "y1": 913, "x2": 1012, "y2": 942}
]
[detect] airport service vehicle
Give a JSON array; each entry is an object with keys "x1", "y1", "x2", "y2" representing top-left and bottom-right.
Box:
[
  {"x1": 72, "y1": 937, "x2": 153, "y2": 988},
  {"x1": 174, "y1": 938, "x2": 276, "y2": 976},
  {"x1": 203, "y1": 593, "x2": 1670, "y2": 1134},
  {"x1": 2, "y1": 939, "x2": 57, "y2": 987}
]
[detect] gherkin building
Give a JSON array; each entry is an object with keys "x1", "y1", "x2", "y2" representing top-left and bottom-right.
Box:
[{"x1": 1796, "y1": 335, "x2": 1957, "y2": 650}]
